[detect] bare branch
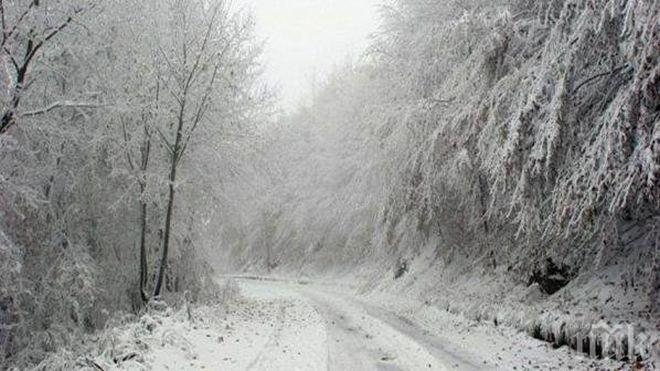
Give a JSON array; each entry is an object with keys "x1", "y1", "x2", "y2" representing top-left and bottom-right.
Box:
[
  {"x1": 154, "y1": 125, "x2": 175, "y2": 155},
  {"x1": 0, "y1": 0, "x2": 6, "y2": 45},
  {"x1": 1, "y1": 0, "x2": 38, "y2": 49},
  {"x1": 121, "y1": 118, "x2": 136, "y2": 171}
]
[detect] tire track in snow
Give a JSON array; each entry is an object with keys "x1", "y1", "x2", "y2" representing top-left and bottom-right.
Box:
[{"x1": 300, "y1": 288, "x2": 454, "y2": 370}]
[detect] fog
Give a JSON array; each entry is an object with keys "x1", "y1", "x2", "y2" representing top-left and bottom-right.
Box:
[{"x1": 244, "y1": 0, "x2": 380, "y2": 111}]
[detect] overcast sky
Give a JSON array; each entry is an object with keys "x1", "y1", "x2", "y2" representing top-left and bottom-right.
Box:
[{"x1": 242, "y1": 0, "x2": 380, "y2": 112}]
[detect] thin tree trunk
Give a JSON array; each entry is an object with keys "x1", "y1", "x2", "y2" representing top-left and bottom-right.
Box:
[
  {"x1": 478, "y1": 174, "x2": 489, "y2": 234},
  {"x1": 138, "y1": 182, "x2": 149, "y2": 302},
  {"x1": 154, "y1": 112, "x2": 185, "y2": 297},
  {"x1": 153, "y1": 156, "x2": 177, "y2": 297},
  {"x1": 138, "y1": 125, "x2": 152, "y2": 302}
]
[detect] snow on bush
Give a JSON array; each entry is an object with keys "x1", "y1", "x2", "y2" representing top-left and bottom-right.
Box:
[{"x1": 34, "y1": 279, "x2": 241, "y2": 371}]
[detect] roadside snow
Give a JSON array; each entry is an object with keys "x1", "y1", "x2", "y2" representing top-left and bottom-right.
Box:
[
  {"x1": 85, "y1": 287, "x2": 326, "y2": 371},
  {"x1": 144, "y1": 295, "x2": 326, "y2": 371}
]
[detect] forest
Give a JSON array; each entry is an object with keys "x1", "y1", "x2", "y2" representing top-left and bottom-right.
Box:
[{"x1": 0, "y1": 0, "x2": 658, "y2": 369}]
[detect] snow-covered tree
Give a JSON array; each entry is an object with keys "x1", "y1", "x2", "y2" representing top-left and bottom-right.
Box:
[{"x1": 0, "y1": 0, "x2": 269, "y2": 366}]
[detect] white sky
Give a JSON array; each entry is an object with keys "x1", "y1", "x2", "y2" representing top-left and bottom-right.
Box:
[{"x1": 241, "y1": 0, "x2": 380, "y2": 112}]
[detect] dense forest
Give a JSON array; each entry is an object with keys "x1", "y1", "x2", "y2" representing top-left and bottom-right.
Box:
[{"x1": 0, "y1": 0, "x2": 658, "y2": 369}]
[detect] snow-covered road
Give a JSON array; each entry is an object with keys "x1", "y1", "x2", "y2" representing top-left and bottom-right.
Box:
[
  {"x1": 142, "y1": 277, "x2": 615, "y2": 370},
  {"x1": 238, "y1": 278, "x2": 477, "y2": 370}
]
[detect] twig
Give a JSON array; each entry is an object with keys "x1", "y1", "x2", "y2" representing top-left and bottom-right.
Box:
[
  {"x1": 572, "y1": 64, "x2": 630, "y2": 94},
  {"x1": 154, "y1": 126, "x2": 175, "y2": 155},
  {"x1": 86, "y1": 358, "x2": 105, "y2": 371}
]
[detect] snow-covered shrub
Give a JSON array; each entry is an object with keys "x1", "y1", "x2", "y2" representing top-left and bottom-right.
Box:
[
  {"x1": 0, "y1": 242, "x2": 105, "y2": 367},
  {"x1": 36, "y1": 281, "x2": 242, "y2": 371}
]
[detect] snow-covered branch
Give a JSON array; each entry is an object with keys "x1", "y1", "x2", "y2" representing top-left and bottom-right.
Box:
[{"x1": 19, "y1": 101, "x2": 107, "y2": 117}]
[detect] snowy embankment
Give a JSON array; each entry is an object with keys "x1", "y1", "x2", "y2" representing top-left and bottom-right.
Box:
[{"x1": 289, "y1": 246, "x2": 659, "y2": 369}]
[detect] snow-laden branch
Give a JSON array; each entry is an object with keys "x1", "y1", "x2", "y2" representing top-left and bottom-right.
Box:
[
  {"x1": 19, "y1": 101, "x2": 108, "y2": 117},
  {"x1": 572, "y1": 64, "x2": 631, "y2": 94}
]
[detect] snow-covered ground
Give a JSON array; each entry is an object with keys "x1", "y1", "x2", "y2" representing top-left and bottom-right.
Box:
[
  {"x1": 147, "y1": 281, "x2": 328, "y2": 370},
  {"x1": 77, "y1": 277, "x2": 635, "y2": 370}
]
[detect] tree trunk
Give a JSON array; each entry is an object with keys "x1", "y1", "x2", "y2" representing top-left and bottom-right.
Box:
[
  {"x1": 153, "y1": 157, "x2": 177, "y2": 297},
  {"x1": 154, "y1": 112, "x2": 185, "y2": 297},
  {"x1": 138, "y1": 183, "x2": 149, "y2": 302},
  {"x1": 138, "y1": 130, "x2": 151, "y2": 302}
]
